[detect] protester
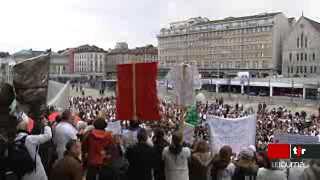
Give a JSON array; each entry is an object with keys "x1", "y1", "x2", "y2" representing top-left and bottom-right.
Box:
[
  {"x1": 49, "y1": 140, "x2": 83, "y2": 180},
  {"x1": 126, "y1": 128, "x2": 155, "y2": 180},
  {"x1": 153, "y1": 129, "x2": 170, "y2": 180},
  {"x1": 162, "y1": 131, "x2": 191, "y2": 180},
  {"x1": 232, "y1": 147, "x2": 258, "y2": 180},
  {"x1": 54, "y1": 110, "x2": 78, "y2": 161},
  {"x1": 287, "y1": 162, "x2": 306, "y2": 180},
  {"x1": 122, "y1": 121, "x2": 141, "y2": 148},
  {"x1": 82, "y1": 117, "x2": 113, "y2": 180},
  {"x1": 64, "y1": 94, "x2": 320, "y2": 180},
  {"x1": 15, "y1": 116, "x2": 52, "y2": 180},
  {"x1": 302, "y1": 159, "x2": 320, "y2": 180},
  {"x1": 211, "y1": 145, "x2": 235, "y2": 180},
  {"x1": 99, "y1": 135, "x2": 129, "y2": 180},
  {"x1": 256, "y1": 152, "x2": 287, "y2": 180},
  {"x1": 189, "y1": 140, "x2": 213, "y2": 180}
]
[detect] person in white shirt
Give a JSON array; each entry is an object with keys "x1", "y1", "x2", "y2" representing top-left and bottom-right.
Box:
[
  {"x1": 256, "y1": 152, "x2": 287, "y2": 180},
  {"x1": 162, "y1": 131, "x2": 191, "y2": 180},
  {"x1": 53, "y1": 110, "x2": 78, "y2": 160},
  {"x1": 15, "y1": 116, "x2": 52, "y2": 180}
]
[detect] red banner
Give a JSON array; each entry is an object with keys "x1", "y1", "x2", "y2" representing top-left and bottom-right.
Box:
[{"x1": 116, "y1": 62, "x2": 160, "y2": 121}]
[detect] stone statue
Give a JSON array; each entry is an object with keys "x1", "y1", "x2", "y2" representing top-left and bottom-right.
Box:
[{"x1": 0, "y1": 82, "x2": 16, "y2": 141}]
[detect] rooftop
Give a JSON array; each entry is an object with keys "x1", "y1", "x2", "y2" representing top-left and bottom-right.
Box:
[
  {"x1": 304, "y1": 16, "x2": 320, "y2": 33},
  {"x1": 201, "y1": 12, "x2": 281, "y2": 25},
  {"x1": 108, "y1": 45, "x2": 157, "y2": 55},
  {"x1": 75, "y1": 44, "x2": 107, "y2": 53}
]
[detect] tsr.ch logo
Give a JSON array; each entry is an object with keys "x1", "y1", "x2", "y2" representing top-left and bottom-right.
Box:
[{"x1": 293, "y1": 146, "x2": 306, "y2": 158}]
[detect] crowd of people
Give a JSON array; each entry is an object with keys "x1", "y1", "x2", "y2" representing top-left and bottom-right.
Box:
[
  {"x1": 69, "y1": 96, "x2": 320, "y2": 148},
  {"x1": 1, "y1": 94, "x2": 320, "y2": 180}
]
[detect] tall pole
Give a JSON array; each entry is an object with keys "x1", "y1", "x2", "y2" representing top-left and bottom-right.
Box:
[
  {"x1": 269, "y1": 78, "x2": 271, "y2": 103},
  {"x1": 247, "y1": 75, "x2": 250, "y2": 100}
]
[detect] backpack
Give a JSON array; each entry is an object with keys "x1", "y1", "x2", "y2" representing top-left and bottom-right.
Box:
[{"x1": 7, "y1": 135, "x2": 37, "y2": 177}]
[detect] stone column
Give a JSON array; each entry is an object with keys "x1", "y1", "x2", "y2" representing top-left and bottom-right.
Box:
[
  {"x1": 241, "y1": 85, "x2": 244, "y2": 94},
  {"x1": 303, "y1": 87, "x2": 306, "y2": 99},
  {"x1": 216, "y1": 84, "x2": 219, "y2": 93}
]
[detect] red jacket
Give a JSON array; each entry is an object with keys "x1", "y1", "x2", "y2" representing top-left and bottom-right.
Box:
[{"x1": 82, "y1": 129, "x2": 113, "y2": 167}]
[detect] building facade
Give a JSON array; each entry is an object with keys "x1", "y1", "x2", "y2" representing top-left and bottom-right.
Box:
[
  {"x1": 49, "y1": 52, "x2": 69, "y2": 75},
  {"x1": 74, "y1": 45, "x2": 107, "y2": 79},
  {"x1": 157, "y1": 13, "x2": 292, "y2": 78},
  {"x1": 282, "y1": 16, "x2": 320, "y2": 77},
  {"x1": 0, "y1": 53, "x2": 15, "y2": 84},
  {"x1": 58, "y1": 48, "x2": 76, "y2": 74},
  {"x1": 105, "y1": 43, "x2": 158, "y2": 78}
]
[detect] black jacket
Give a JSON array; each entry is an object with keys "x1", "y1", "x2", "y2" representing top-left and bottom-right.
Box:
[
  {"x1": 153, "y1": 141, "x2": 169, "y2": 180},
  {"x1": 126, "y1": 142, "x2": 155, "y2": 180}
]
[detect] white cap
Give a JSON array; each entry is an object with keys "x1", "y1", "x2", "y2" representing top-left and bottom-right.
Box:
[{"x1": 248, "y1": 145, "x2": 256, "y2": 152}]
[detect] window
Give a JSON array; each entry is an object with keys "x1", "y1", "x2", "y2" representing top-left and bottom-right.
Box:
[
  {"x1": 287, "y1": 67, "x2": 290, "y2": 74},
  {"x1": 300, "y1": 66, "x2": 303, "y2": 73},
  {"x1": 289, "y1": 53, "x2": 292, "y2": 62},
  {"x1": 301, "y1": 33, "x2": 304, "y2": 48},
  {"x1": 305, "y1": 37, "x2": 308, "y2": 48},
  {"x1": 291, "y1": 67, "x2": 294, "y2": 73},
  {"x1": 313, "y1": 53, "x2": 316, "y2": 60},
  {"x1": 304, "y1": 66, "x2": 307, "y2": 73},
  {"x1": 301, "y1": 53, "x2": 303, "y2": 61},
  {"x1": 305, "y1": 53, "x2": 307, "y2": 61},
  {"x1": 297, "y1": 38, "x2": 300, "y2": 48},
  {"x1": 310, "y1": 66, "x2": 313, "y2": 73},
  {"x1": 297, "y1": 53, "x2": 299, "y2": 61},
  {"x1": 314, "y1": 66, "x2": 317, "y2": 73},
  {"x1": 296, "y1": 66, "x2": 299, "y2": 73}
]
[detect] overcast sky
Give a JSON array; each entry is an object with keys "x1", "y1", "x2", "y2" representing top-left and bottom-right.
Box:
[{"x1": 0, "y1": 0, "x2": 318, "y2": 53}]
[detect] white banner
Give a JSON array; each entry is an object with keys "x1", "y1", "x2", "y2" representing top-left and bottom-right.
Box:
[
  {"x1": 273, "y1": 134, "x2": 320, "y2": 144},
  {"x1": 206, "y1": 115, "x2": 256, "y2": 153},
  {"x1": 105, "y1": 120, "x2": 122, "y2": 135},
  {"x1": 166, "y1": 64, "x2": 200, "y2": 106}
]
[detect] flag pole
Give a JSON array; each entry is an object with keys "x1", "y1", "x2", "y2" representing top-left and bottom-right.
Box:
[
  {"x1": 132, "y1": 63, "x2": 137, "y2": 121},
  {"x1": 180, "y1": 64, "x2": 188, "y2": 139}
]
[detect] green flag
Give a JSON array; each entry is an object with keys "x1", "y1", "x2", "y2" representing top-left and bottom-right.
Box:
[{"x1": 186, "y1": 105, "x2": 199, "y2": 127}]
